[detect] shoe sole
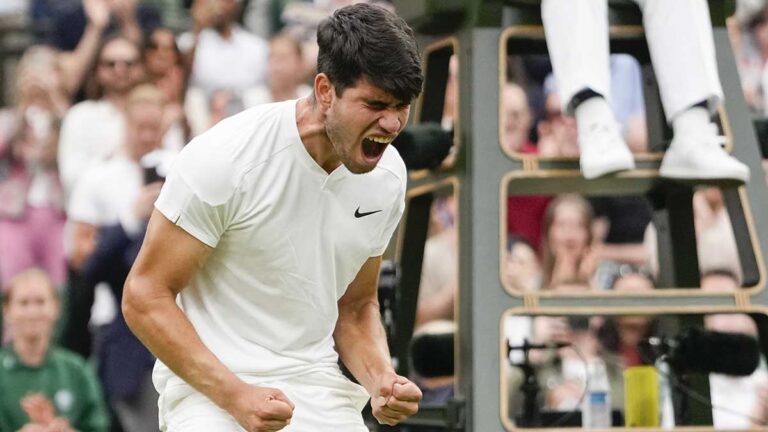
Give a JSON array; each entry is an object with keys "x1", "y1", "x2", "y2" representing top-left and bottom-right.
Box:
[
  {"x1": 659, "y1": 166, "x2": 749, "y2": 183},
  {"x1": 581, "y1": 160, "x2": 636, "y2": 180}
]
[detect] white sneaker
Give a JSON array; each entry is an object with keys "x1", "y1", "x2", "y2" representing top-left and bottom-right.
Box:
[
  {"x1": 659, "y1": 125, "x2": 750, "y2": 183},
  {"x1": 578, "y1": 121, "x2": 636, "y2": 179}
]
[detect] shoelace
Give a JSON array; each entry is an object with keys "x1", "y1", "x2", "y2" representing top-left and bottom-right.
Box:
[{"x1": 580, "y1": 122, "x2": 623, "y2": 151}]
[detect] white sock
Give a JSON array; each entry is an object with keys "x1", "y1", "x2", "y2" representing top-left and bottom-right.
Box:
[
  {"x1": 672, "y1": 106, "x2": 710, "y2": 134},
  {"x1": 574, "y1": 96, "x2": 615, "y2": 133}
]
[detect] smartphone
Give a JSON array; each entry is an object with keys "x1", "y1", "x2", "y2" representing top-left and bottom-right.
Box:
[{"x1": 143, "y1": 166, "x2": 164, "y2": 185}]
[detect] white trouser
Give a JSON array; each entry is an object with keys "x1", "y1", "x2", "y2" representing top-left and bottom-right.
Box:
[
  {"x1": 160, "y1": 371, "x2": 370, "y2": 431},
  {"x1": 542, "y1": 0, "x2": 724, "y2": 121}
]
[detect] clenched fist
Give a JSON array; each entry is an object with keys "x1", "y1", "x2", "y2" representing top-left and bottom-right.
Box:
[
  {"x1": 224, "y1": 384, "x2": 295, "y2": 432},
  {"x1": 371, "y1": 372, "x2": 422, "y2": 426}
]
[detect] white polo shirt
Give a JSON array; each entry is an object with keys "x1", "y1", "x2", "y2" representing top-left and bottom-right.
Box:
[{"x1": 152, "y1": 99, "x2": 406, "y2": 402}]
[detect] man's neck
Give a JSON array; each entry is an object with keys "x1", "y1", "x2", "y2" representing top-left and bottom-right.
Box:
[
  {"x1": 103, "y1": 92, "x2": 128, "y2": 110},
  {"x1": 295, "y1": 97, "x2": 340, "y2": 173},
  {"x1": 13, "y1": 337, "x2": 49, "y2": 367},
  {"x1": 215, "y1": 23, "x2": 234, "y2": 39}
]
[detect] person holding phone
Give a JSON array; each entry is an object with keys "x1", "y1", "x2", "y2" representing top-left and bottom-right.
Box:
[{"x1": 65, "y1": 83, "x2": 174, "y2": 431}]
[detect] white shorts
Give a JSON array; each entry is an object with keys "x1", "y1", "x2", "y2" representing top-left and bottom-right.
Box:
[{"x1": 161, "y1": 370, "x2": 370, "y2": 431}]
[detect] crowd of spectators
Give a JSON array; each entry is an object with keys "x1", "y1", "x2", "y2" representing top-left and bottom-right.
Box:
[
  {"x1": 0, "y1": 0, "x2": 383, "y2": 430},
  {"x1": 1, "y1": 0, "x2": 768, "y2": 430}
]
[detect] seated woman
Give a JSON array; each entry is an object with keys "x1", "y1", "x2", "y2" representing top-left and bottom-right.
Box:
[{"x1": 540, "y1": 193, "x2": 601, "y2": 291}]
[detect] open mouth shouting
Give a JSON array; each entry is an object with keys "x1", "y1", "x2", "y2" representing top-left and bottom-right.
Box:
[{"x1": 362, "y1": 135, "x2": 394, "y2": 162}]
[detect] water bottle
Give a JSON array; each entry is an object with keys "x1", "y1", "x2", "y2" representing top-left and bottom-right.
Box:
[{"x1": 583, "y1": 358, "x2": 612, "y2": 428}]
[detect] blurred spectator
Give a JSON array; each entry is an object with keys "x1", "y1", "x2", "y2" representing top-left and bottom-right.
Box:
[
  {"x1": 0, "y1": 47, "x2": 69, "y2": 289},
  {"x1": 503, "y1": 236, "x2": 540, "y2": 367},
  {"x1": 242, "y1": 0, "x2": 279, "y2": 39},
  {"x1": 0, "y1": 268, "x2": 109, "y2": 432},
  {"x1": 243, "y1": 32, "x2": 312, "y2": 107},
  {"x1": 701, "y1": 269, "x2": 768, "y2": 429},
  {"x1": 727, "y1": 4, "x2": 768, "y2": 114},
  {"x1": 597, "y1": 269, "x2": 659, "y2": 367},
  {"x1": 57, "y1": 35, "x2": 143, "y2": 198},
  {"x1": 416, "y1": 195, "x2": 457, "y2": 329},
  {"x1": 141, "y1": 27, "x2": 188, "y2": 146},
  {"x1": 503, "y1": 235, "x2": 542, "y2": 293},
  {"x1": 608, "y1": 55, "x2": 647, "y2": 154},
  {"x1": 30, "y1": 0, "x2": 114, "y2": 101},
  {"x1": 589, "y1": 195, "x2": 653, "y2": 289},
  {"x1": 182, "y1": 0, "x2": 268, "y2": 94},
  {"x1": 502, "y1": 81, "x2": 552, "y2": 252},
  {"x1": 48, "y1": 0, "x2": 160, "y2": 51},
  {"x1": 142, "y1": 27, "x2": 185, "y2": 105},
  {"x1": 540, "y1": 194, "x2": 599, "y2": 290},
  {"x1": 727, "y1": 10, "x2": 765, "y2": 112},
  {"x1": 66, "y1": 84, "x2": 169, "y2": 432},
  {"x1": 533, "y1": 315, "x2": 624, "y2": 412},
  {"x1": 182, "y1": 0, "x2": 269, "y2": 134},
  {"x1": 536, "y1": 87, "x2": 579, "y2": 158},
  {"x1": 67, "y1": 83, "x2": 171, "y2": 272},
  {"x1": 694, "y1": 187, "x2": 743, "y2": 279},
  {"x1": 646, "y1": 187, "x2": 744, "y2": 284},
  {"x1": 502, "y1": 82, "x2": 536, "y2": 154}
]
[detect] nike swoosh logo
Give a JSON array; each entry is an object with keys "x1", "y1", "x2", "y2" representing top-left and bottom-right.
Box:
[{"x1": 355, "y1": 207, "x2": 383, "y2": 218}]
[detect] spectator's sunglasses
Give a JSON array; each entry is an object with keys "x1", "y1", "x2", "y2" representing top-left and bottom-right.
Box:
[{"x1": 99, "y1": 58, "x2": 139, "y2": 69}]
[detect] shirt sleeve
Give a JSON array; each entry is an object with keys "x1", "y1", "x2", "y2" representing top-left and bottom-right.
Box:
[{"x1": 154, "y1": 141, "x2": 240, "y2": 248}]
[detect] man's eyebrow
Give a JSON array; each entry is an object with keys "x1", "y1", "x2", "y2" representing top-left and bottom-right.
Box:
[
  {"x1": 364, "y1": 98, "x2": 390, "y2": 108},
  {"x1": 364, "y1": 98, "x2": 410, "y2": 109}
]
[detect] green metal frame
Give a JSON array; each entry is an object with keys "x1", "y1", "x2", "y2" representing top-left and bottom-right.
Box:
[{"x1": 391, "y1": 0, "x2": 768, "y2": 430}]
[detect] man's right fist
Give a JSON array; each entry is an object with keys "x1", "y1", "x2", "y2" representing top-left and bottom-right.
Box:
[{"x1": 226, "y1": 385, "x2": 295, "y2": 432}]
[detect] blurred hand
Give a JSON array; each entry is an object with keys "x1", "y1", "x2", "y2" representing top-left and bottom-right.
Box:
[
  {"x1": 547, "y1": 380, "x2": 583, "y2": 410},
  {"x1": 16, "y1": 418, "x2": 76, "y2": 432},
  {"x1": 21, "y1": 394, "x2": 55, "y2": 425},
  {"x1": 46, "y1": 418, "x2": 76, "y2": 432},
  {"x1": 109, "y1": 0, "x2": 137, "y2": 23},
  {"x1": 223, "y1": 383, "x2": 294, "y2": 432},
  {"x1": 534, "y1": 316, "x2": 571, "y2": 345},
  {"x1": 370, "y1": 372, "x2": 421, "y2": 426},
  {"x1": 134, "y1": 182, "x2": 163, "y2": 221},
  {"x1": 17, "y1": 424, "x2": 48, "y2": 432},
  {"x1": 550, "y1": 250, "x2": 580, "y2": 287},
  {"x1": 83, "y1": 0, "x2": 110, "y2": 29}
]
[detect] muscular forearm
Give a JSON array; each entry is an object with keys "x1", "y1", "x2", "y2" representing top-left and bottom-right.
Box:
[
  {"x1": 334, "y1": 301, "x2": 393, "y2": 394},
  {"x1": 123, "y1": 274, "x2": 244, "y2": 409}
]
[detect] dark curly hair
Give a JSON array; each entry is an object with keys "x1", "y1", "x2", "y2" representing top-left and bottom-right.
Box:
[{"x1": 316, "y1": 3, "x2": 423, "y2": 103}]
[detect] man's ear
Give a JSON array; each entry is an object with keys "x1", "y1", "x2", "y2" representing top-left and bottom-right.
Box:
[{"x1": 314, "y1": 73, "x2": 334, "y2": 110}]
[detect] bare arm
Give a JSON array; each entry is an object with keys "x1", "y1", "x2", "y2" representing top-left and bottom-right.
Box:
[
  {"x1": 334, "y1": 256, "x2": 421, "y2": 426},
  {"x1": 58, "y1": 0, "x2": 109, "y2": 98},
  {"x1": 414, "y1": 281, "x2": 455, "y2": 329},
  {"x1": 123, "y1": 209, "x2": 293, "y2": 431},
  {"x1": 334, "y1": 256, "x2": 392, "y2": 391}
]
